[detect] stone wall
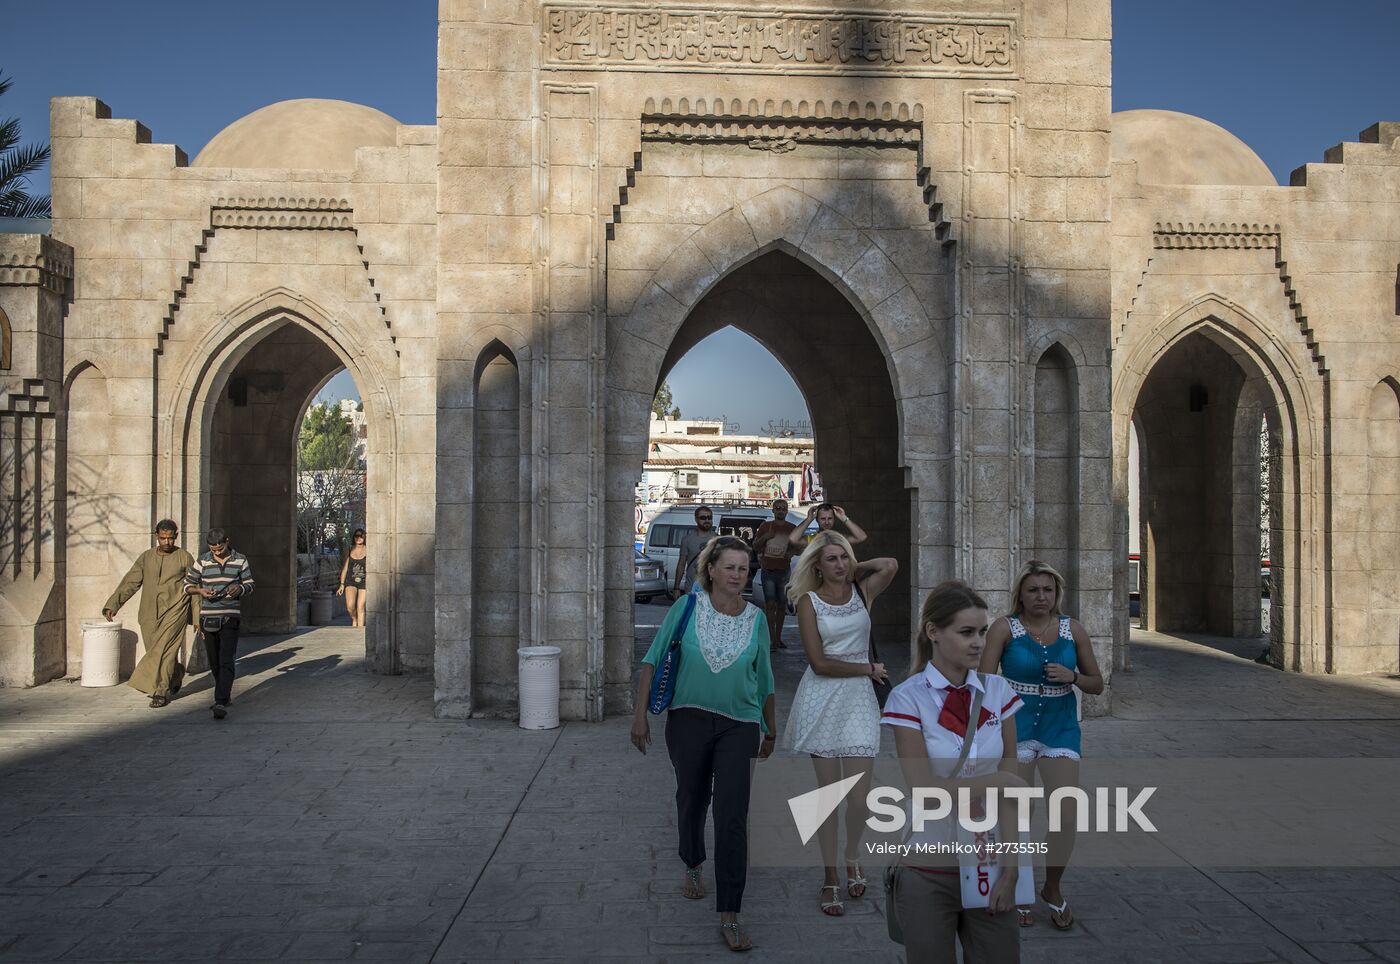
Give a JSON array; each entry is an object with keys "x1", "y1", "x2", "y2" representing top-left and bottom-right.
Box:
[
  {"x1": 47, "y1": 97, "x2": 438, "y2": 676},
  {"x1": 1112, "y1": 122, "x2": 1400, "y2": 675}
]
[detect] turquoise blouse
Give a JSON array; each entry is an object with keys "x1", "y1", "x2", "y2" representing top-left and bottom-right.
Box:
[{"x1": 643, "y1": 593, "x2": 774, "y2": 733}]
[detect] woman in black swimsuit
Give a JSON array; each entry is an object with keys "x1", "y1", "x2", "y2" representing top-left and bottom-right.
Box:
[{"x1": 337, "y1": 529, "x2": 368, "y2": 627}]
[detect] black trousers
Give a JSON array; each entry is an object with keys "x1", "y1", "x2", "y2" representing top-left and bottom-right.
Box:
[
  {"x1": 664, "y1": 707, "x2": 761, "y2": 913},
  {"x1": 202, "y1": 617, "x2": 240, "y2": 705}
]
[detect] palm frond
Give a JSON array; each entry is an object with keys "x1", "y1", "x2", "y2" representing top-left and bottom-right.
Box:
[
  {"x1": 0, "y1": 70, "x2": 53, "y2": 218},
  {"x1": 0, "y1": 190, "x2": 51, "y2": 219},
  {"x1": 0, "y1": 141, "x2": 51, "y2": 193},
  {"x1": 0, "y1": 117, "x2": 19, "y2": 153}
]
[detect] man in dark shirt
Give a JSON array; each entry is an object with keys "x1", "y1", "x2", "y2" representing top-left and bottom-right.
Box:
[{"x1": 184, "y1": 528, "x2": 255, "y2": 720}]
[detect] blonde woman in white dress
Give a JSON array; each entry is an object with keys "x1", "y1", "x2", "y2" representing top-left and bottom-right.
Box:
[{"x1": 783, "y1": 530, "x2": 898, "y2": 916}]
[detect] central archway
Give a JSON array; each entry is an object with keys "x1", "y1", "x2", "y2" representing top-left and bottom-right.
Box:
[
  {"x1": 657, "y1": 251, "x2": 911, "y2": 640},
  {"x1": 601, "y1": 183, "x2": 953, "y2": 716}
]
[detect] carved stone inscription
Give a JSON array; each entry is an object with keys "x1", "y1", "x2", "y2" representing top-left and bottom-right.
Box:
[{"x1": 543, "y1": 6, "x2": 1015, "y2": 76}]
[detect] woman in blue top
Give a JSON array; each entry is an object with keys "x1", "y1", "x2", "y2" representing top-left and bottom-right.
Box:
[
  {"x1": 631, "y1": 535, "x2": 776, "y2": 953},
  {"x1": 980, "y1": 559, "x2": 1102, "y2": 931}
]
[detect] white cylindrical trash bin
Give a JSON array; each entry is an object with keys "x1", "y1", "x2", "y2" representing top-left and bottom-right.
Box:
[
  {"x1": 518, "y1": 645, "x2": 562, "y2": 730},
  {"x1": 80, "y1": 620, "x2": 123, "y2": 687},
  {"x1": 310, "y1": 591, "x2": 334, "y2": 625}
]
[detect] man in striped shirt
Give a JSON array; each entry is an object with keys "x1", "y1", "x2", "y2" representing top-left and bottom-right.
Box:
[{"x1": 184, "y1": 528, "x2": 255, "y2": 719}]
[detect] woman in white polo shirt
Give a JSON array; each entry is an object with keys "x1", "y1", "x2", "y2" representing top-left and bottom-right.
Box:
[{"x1": 880, "y1": 580, "x2": 1026, "y2": 963}]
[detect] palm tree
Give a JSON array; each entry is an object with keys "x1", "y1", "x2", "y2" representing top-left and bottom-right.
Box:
[{"x1": 0, "y1": 71, "x2": 51, "y2": 219}]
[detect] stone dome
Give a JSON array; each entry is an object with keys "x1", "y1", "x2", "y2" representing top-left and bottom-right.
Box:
[
  {"x1": 192, "y1": 99, "x2": 400, "y2": 170},
  {"x1": 1111, "y1": 109, "x2": 1276, "y2": 187}
]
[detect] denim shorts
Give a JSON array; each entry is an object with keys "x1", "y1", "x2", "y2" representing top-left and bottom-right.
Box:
[{"x1": 760, "y1": 566, "x2": 790, "y2": 604}]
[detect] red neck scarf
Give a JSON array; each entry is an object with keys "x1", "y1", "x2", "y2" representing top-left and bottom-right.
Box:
[{"x1": 937, "y1": 684, "x2": 992, "y2": 736}]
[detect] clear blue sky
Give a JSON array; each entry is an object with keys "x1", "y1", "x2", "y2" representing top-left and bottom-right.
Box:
[{"x1": 5, "y1": 1, "x2": 1398, "y2": 429}]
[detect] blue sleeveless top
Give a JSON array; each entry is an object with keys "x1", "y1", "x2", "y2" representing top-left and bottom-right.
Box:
[{"x1": 1000, "y1": 615, "x2": 1080, "y2": 754}]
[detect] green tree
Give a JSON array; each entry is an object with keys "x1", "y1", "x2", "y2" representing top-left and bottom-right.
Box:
[
  {"x1": 297, "y1": 402, "x2": 365, "y2": 584},
  {"x1": 298, "y1": 401, "x2": 356, "y2": 469},
  {"x1": 0, "y1": 71, "x2": 52, "y2": 219},
  {"x1": 652, "y1": 380, "x2": 681, "y2": 419}
]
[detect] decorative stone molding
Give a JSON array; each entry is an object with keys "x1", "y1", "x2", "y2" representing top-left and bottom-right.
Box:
[
  {"x1": 156, "y1": 197, "x2": 394, "y2": 357},
  {"x1": 213, "y1": 196, "x2": 352, "y2": 210},
  {"x1": 641, "y1": 97, "x2": 923, "y2": 147},
  {"x1": 211, "y1": 210, "x2": 354, "y2": 230},
  {"x1": 614, "y1": 97, "x2": 949, "y2": 242},
  {"x1": 211, "y1": 197, "x2": 354, "y2": 230},
  {"x1": 1132, "y1": 224, "x2": 1328, "y2": 378},
  {"x1": 1153, "y1": 222, "x2": 1280, "y2": 250},
  {"x1": 0, "y1": 238, "x2": 74, "y2": 294},
  {"x1": 543, "y1": 5, "x2": 1016, "y2": 77}
]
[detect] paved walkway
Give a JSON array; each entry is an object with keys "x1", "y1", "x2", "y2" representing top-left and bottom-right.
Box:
[{"x1": 1, "y1": 615, "x2": 1398, "y2": 962}]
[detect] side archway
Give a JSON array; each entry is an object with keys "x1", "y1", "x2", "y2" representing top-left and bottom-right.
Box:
[
  {"x1": 1113, "y1": 295, "x2": 1322, "y2": 672},
  {"x1": 162, "y1": 290, "x2": 401, "y2": 673}
]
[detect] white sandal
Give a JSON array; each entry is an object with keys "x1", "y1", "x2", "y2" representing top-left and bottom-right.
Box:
[
  {"x1": 820, "y1": 883, "x2": 845, "y2": 916},
  {"x1": 845, "y1": 862, "x2": 868, "y2": 899}
]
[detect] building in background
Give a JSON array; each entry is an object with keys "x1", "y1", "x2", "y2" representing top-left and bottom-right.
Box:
[{"x1": 637, "y1": 417, "x2": 815, "y2": 508}]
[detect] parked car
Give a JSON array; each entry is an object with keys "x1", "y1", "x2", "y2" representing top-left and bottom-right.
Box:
[
  {"x1": 634, "y1": 549, "x2": 667, "y2": 602},
  {"x1": 641, "y1": 501, "x2": 806, "y2": 605}
]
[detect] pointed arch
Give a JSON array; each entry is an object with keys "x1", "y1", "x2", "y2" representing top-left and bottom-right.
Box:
[
  {"x1": 607, "y1": 183, "x2": 948, "y2": 422},
  {"x1": 160, "y1": 287, "x2": 401, "y2": 673},
  {"x1": 1030, "y1": 341, "x2": 1080, "y2": 614},
  {"x1": 1113, "y1": 294, "x2": 1324, "y2": 673},
  {"x1": 61, "y1": 361, "x2": 113, "y2": 671},
  {"x1": 469, "y1": 338, "x2": 525, "y2": 716},
  {"x1": 605, "y1": 184, "x2": 949, "y2": 677}
]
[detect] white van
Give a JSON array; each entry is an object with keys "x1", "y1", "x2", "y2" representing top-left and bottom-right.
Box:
[{"x1": 642, "y1": 502, "x2": 806, "y2": 605}]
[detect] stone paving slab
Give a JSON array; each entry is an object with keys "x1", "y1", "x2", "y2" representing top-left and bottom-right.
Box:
[{"x1": 0, "y1": 619, "x2": 1398, "y2": 962}]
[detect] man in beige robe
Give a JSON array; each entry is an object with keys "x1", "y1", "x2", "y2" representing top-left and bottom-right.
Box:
[{"x1": 103, "y1": 520, "x2": 195, "y2": 707}]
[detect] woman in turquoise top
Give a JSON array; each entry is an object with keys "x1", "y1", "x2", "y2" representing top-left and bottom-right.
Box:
[
  {"x1": 980, "y1": 560, "x2": 1103, "y2": 932},
  {"x1": 631, "y1": 535, "x2": 776, "y2": 953}
]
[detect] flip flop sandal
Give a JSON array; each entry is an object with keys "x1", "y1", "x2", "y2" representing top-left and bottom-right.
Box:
[
  {"x1": 720, "y1": 921, "x2": 752, "y2": 952},
  {"x1": 1043, "y1": 894, "x2": 1074, "y2": 930},
  {"x1": 683, "y1": 867, "x2": 704, "y2": 900},
  {"x1": 1017, "y1": 907, "x2": 1035, "y2": 927},
  {"x1": 820, "y1": 884, "x2": 845, "y2": 916}
]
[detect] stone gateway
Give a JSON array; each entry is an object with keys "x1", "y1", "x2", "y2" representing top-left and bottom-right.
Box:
[{"x1": 2, "y1": 1, "x2": 1398, "y2": 717}]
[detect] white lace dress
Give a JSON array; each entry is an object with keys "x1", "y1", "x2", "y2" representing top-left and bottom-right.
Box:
[{"x1": 783, "y1": 588, "x2": 881, "y2": 758}]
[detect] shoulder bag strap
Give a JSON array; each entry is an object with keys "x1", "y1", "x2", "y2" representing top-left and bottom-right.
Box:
[
  {"x1": 887, "y1": 685, "x2": 987, "y2": 874},
  {"x1": 853, "y1": 579, "x2": 879, "y2": 662},
  {"x1": 951, "y1": 686, "x2": 986, "y2": 777},
  {"x1": 673, "y1": 593, "x2": 698, "y2": 645}
]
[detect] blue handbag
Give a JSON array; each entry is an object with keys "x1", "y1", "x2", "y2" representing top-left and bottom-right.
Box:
[{"x1": 648, "y1": 593, "x2": 698, "y2": 715}]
